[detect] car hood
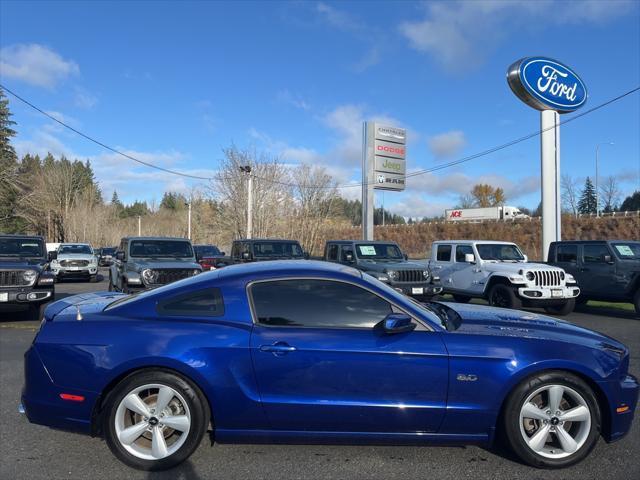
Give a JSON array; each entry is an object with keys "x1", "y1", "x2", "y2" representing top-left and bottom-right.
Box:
[
  {"x1": 358, "y1": 260, "x2": 426, "y2": 272},
  {"x1": 130, "y1": 259, "x2": 200, "y2": 270},
  {"x1": 481, "y1": 262, "x2": 562, "y2": 273},
  {"x1": 0, "y1": 259, "x2": 46, "y2": 269},
  {"x1": 443, "y1": 302, "x2": 623, "y2": 349},
  {"x1": 57, "y1": 253, "x2": 95, "y2": 261}
]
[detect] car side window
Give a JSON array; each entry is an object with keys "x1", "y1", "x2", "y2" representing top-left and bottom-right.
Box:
[
  {"x1": 557, "y1": 245, "x2": 577, "y2": 263},
  {"x1": 436, "y1": 245, "x2": 452, "y2": 262},
  {"x1": 327, "y1": 244, "x2": 338, "y2": 261},
  {"x1": 455, "y1": 245, "x2": 473, "y2": 262},
  {"x1": 231, "y1": 243, "x2": 239, "y2": 258},
  {"x1": 583, "y1": 244, "x2": 610, "y2": 264},
  {"x1": 157, "y1": 288, "x2": 224, "y2": 317},
  {"x1": 341, "y1": 246, "x2": 354, "y2": 262},
  {"x1": 251, "y1": 279, "x2": 392, "y2": 328}
]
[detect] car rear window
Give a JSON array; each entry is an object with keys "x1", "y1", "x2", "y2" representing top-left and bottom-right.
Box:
[{"x1": 157, "y1": 288, "x2": 224, "y2": 317}]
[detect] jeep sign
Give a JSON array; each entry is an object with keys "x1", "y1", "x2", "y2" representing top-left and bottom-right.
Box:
[{"x1": 507, "y1": 57, "x2": 587, "y2": 113}]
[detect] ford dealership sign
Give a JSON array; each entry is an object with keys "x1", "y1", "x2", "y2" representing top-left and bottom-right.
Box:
[{"x1": 507, "y1": 57, "x2": 587, "y2": 113}]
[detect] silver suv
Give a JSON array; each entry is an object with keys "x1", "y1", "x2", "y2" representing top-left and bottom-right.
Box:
[{"x1": 50, "y1": 243, "x2": 98, "y2": 282}]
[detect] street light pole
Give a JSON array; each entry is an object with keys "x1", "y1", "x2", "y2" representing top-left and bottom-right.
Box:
[
  {"x1": 137, "y1": 215, "x2": 141, "y2": 236},
  {"x1": 240, "y1": 166, "x2": 253, "y2": 238},
  {"x1": 186, "y1": 202, "x2": 192, "y2": 240},
  {"x1": 595, "y1": 142, "x2": 614, "y2": 217}
]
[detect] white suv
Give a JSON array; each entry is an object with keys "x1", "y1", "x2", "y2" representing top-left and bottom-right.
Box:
[{"x1": 428, "y1": 240, "x2": 580, "y2": 315}]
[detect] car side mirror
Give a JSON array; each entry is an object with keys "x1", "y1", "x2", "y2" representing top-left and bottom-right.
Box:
[
  {"x1": 195, "y1": 252, "x2": 202, "y2": 261},
  {"x1": 221, "y1": 251, "x2": 225, "y2": 256},
  {"x1": 116, "y1": 251, "x2": 125, "y2": 261},
  {"x1": 344, "y1": 253, "x2": 354, "y2": 263},
  {"x1": 603, "y1": 254, "x2": 613, "y2": 264},
  {"x1": 48, "y1": 251, "x2": 57, "y2": 261},
  {"x1": 304, "y1": 251, "x2": 310, "y2": 260},
  {"x1": 523, "y1": 254, "x2": 528, "y2": 262},
  {"x1": 403, "y1": 253, "x2": 408, "y2": 260},
  {"x1": 379, "y1": 313, "x2": 416, "y2": 335},
  {"x1": 242, "y1": 251, "x2": 251, "y2": 260},
  {"x1": 464, "y1": 253, "x2": 475, "y2": 263}
]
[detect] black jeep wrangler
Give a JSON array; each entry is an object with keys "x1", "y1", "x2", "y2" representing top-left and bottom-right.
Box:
[
  {"x1": 0, "y1": 234, "x2": 55, "y2": 320},
  {"x1": 229, "y1": 238, "x2": 308, "y2": 263}
]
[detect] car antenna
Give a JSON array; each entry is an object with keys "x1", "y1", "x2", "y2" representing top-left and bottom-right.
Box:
[{"x1": 76, "y1": 305, "x2": 83, "y2": 321}]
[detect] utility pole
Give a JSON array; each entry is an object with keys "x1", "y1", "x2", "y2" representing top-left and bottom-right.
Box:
[
  {"x1": 185, "y1": 201, "x2": 192, "y2": 239},
  {"x1": 137, "y1": 215, "x2": 141, "y2": 236},
  {"x1": 595, "y1": 142, "x2": 614, "y2": 217},
  {"x1": 240, "y1": 165, "x2": 253, "y2": 238}
]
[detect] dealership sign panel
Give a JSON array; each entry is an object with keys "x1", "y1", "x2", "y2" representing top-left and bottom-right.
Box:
[{"x1": 368, "y1": 123, "x2": 406, "y2": 191}]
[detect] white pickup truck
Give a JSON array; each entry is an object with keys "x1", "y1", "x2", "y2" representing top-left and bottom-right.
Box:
[{"x1": 428, "y1": 240, "x2": 580, "y2": 315}]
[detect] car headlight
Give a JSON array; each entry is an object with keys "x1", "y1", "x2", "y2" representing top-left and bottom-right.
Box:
[
  {"x1": 192, "y1": 269, "x2": 201, "y2": 275},
  {"x1": 526, "y1": 271, "x2": 535, "y2": 281},
  {"x1": 22, "y1": 270, "x2": 37, "y2": 283},
  {"x1": 387, "y1": 270, "x2": 398, "y2": 281},
  {"x1": 560, "y1": 271, "x2": 566, "y2": 281},
  {"x1": 50, "y1": 259, "x2": 58, "y2": 266},
  {"x1": 422, "y1": 270, "x2": 430, "y2": 279},
  {"x1": 141, "y1": 269, "x2": 158, "y2": 284}
]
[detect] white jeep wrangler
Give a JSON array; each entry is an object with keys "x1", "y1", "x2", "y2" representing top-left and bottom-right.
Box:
[{"x1": 428, "y1": 240, "x2": 580, "y2": 315}]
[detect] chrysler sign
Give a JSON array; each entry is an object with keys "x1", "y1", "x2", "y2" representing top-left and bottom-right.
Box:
[
  {"x1": 368, "y1": 122, "x2": 406, "y2": 191},
  {"x1": 507, "y1": 57, "x2": 587, "y2": 113}
]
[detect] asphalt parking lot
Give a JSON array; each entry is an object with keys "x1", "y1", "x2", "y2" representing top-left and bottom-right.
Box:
[{"x1": 0, "y1": 268, "x2": 638, "y2": 480}]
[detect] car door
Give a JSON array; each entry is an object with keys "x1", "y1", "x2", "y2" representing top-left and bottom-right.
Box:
[
  {"x1": 248, "y1": 278, "x2": 449, "y2": 433},
  {"x1": 580, "y1": 243, "x2": 616, "y2": 297},
  {"x1": 431, "y1": 244, "x2": 454, "y2": 288},
  {"x1": 554, "y1": 244, "x2": 580, "y2": 281},
  {"x1": 450, "y1": 244, "x2": 482, "y2": 294}
]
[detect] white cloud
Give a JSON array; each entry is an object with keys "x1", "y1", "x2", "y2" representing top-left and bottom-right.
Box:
[
  {"x1": 74, "y1": 87, "x2": 98, "y2": 109},
  {"x1": 0, "y1": 43, "x2": 79, "y2": 88},
  {"x1": 276, "y1": 90, "x2": 311, "y2": 111},
  {"x1": 427, "y1": 130, "x2": 466, "y2": 159},
  {"x1": 389, "y1": 194, "x2": 451, "y2": 219},
  {"x1": 399, "y1": 0, "x2": 635, "y2": 72},
  {"x1": 316, "y1": 2, "x2": 361, "y2": 31}
]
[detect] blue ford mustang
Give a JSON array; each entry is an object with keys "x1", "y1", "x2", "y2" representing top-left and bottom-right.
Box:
[{"x1": 21, "y1": 261, "x2": 638, "y2": 470}]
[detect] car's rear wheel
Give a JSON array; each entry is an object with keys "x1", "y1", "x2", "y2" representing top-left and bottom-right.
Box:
[
  {"x1": 503, "y1": 371, "x2": 600, "y2": 468},
  {"x1": 633, "y1": 289, "x2": 640, "y2": 315},
  {"x1": 544, "y1": 299, "x2": 575, "y2": 316},
  {"x1": 488, "y1": 284, "x2": 522, "y2": 310},
  {"x1": 103, "y1": 370, "x2": 209, "y2": 471}
]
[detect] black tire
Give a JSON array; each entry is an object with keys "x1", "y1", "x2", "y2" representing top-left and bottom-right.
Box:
[
  {"x1": 29, "y1": 302, "x2": 47, "y2": 321},
  {"x1": 103, "y1": 370, "x2": 209, "y2": 471},
  {"x1": 544, "y1": 298, "x2": 576, "y2": 316},
  {"x1": 502, "y1": 371, "x2": 600, "y2": 468},
  {"x1": 108, "y1": 274, "x2": 114, "y2": 291},
  {"x1": 575, "y1": 296, "x2": 588, "y2": 306},
  {"x1": 452, "y1": 294, "x2": 472, "y2": 303},
  {"x1": 89, "y1": 274, "x2": 98, "y2": 283},
  {"x1": 634, "y1": 289, "x2": 640, "y2": 315},
  {"x1": 488, "y1": 284, "x2": 522, "y2": 310}
]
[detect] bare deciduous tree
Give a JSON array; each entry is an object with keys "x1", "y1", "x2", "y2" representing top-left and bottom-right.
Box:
[
  {"x1": 599, "y1": 175, "x2": 622, "y2": 212},
  {"x1": 561, "y1": 174, "x2": 580, "y2": 217}
]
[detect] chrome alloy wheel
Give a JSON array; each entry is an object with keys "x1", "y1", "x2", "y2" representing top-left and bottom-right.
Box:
[
  {"x1": 114, "y1": 383, "x2": 191, "y2": 460},
  {"x1": 519, "y1": 384, "x2": 591, "y2": 459}
]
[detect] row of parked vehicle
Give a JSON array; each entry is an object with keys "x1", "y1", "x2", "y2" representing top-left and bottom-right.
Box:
[{"x1": 1, "y1": 233, "x2": 638, "y2": 320}]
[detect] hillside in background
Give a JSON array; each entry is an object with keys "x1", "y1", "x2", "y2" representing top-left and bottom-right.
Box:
[{"x1": 313, "y1": 216, "x2": 640, "y2": 260}]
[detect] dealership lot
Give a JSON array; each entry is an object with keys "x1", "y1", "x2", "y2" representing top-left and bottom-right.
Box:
[{"x1": 1, "y1": 269, "x2": 638, "y2": 480}]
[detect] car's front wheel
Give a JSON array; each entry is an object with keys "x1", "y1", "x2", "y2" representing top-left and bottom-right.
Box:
[
  {"x1": 103, "y1": 370, "x2": 209, "y2": 471},
  {"x1": 488, "y1": 284, "x2": 522, "y2": 310},
  {"x1": 503, "y1": 371, "x2": 600, "y2": 468},
  {"x1": 544, "y1": 299, "x2": 575, "y2": 316}
]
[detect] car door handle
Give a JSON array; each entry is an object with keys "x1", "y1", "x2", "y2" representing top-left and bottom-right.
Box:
[{"x1": 259, "y1": 342, "x2": 297, "y2": 356}]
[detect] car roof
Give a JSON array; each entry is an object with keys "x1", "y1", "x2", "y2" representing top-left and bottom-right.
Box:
[
  {"x1": 551, "y1": 240, "x2": 635, "y2": 244},
  {"x1": 59, "y1": 242, "x2": 92, "y2": 246},
  {"x1": 234, "y1": 238, "x2": 301, "y2": 242},
  {"x1": 0, "y1": 234, "x2": 44, "y2": 240},
  {"x1": 217, "y1": 259, "x2": 362, "y2": 280},
  {"x1": 327, "y1": 240, "x2": 399, "y2": 245},
  {"x1": 432, "y1": 240, "x2": 517, "y2": 245},
  {"x1": 124, "y1": 236, "x2": 191, "y2": 241}
]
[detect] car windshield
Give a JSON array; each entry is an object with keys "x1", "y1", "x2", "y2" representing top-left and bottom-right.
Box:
[
  {"x1": 612, "y1": 242, "x2": 640, "y2": 260},
  {"x1": 355, "y1": 243, "x2": 404, "y2": 260},
  {"x1": 195, "y1": 245, "x2": 221, "y2": 256},
  {"x1": 101, "y1": 248, "x2": 116, "y2": 255},
  {"x1": 476, "y1": 244, "x2": 525, "y2": 262},
  {"x1": 0, "y1": 238, "x2": 44, "y2": 257},
  {"x1": 253, "y1": 242, "x2": 303, "y2": 258},
  {"x1": 129, "y1": 240, "x2": 194, "y2": 258},
  {"x1": 59, "y1": 244, "x2": 93, "y2": 255}
]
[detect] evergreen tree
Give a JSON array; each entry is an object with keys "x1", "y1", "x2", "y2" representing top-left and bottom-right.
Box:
[
  {"x1": 160, "y1": 192, "x2": 187, "y2": 210},
  {"x1": 620, "y1": 191, "x2": 640, "y2": 211},
  {"x1": 0, "y1": 89, "x2": 21, "y2": 232},
  {"x1": 0, "y1": 88, "x2": 17, "y2": 163},
  {"x1": 577, "y1": 177, "x2": 597, "y2": 214}
]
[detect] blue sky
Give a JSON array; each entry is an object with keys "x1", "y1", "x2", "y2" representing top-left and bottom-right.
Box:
[{"x1": 1, "y1": 0, "x2": 639, "y2": 217}]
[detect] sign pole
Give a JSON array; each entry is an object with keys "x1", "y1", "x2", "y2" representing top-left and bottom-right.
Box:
[
  {"x1": 540, "y1": 110, "x2": 561, "y2": 260},
  {"x1": 362, "y1": 122, "x2": 374, "y2": 240}
]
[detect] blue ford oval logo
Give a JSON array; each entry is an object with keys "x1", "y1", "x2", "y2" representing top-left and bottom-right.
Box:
[{"x1": 507, "y1": 57, "x2": 587, "y2": 113}]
